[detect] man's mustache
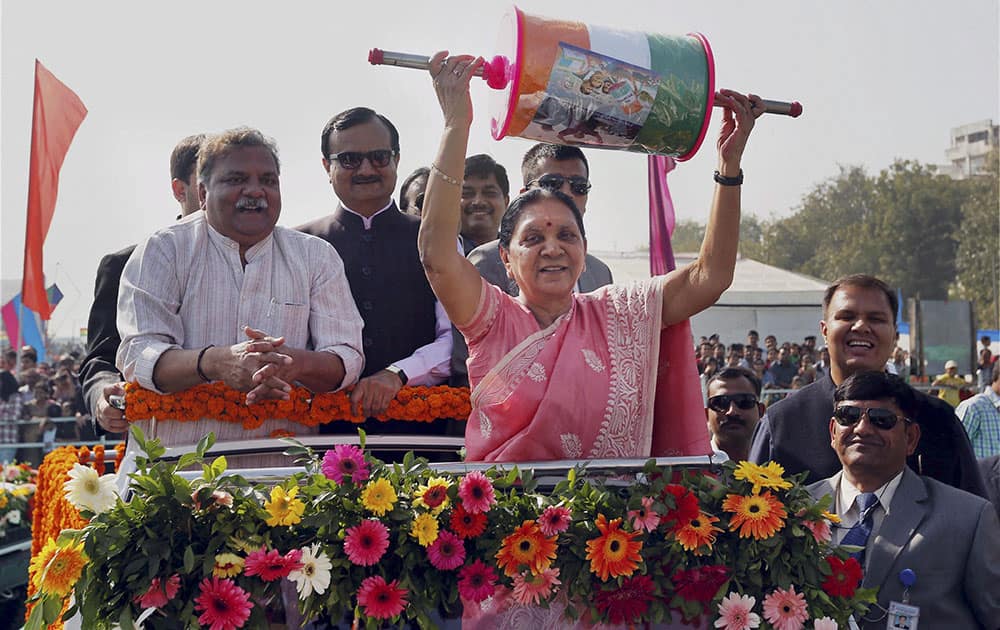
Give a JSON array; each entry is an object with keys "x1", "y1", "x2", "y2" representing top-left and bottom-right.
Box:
[{"x1": 236, "y1": 197, "x2": 268, "y2": 210}]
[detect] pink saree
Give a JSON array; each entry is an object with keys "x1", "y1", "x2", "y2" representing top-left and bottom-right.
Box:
[{"x1": 460, "y1": 277, "x2": 709, "y2": 462}]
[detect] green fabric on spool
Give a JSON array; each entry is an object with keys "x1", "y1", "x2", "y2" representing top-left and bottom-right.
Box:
[{"x1": 634, "y1": 33, "x2": 711, "y2": 156}]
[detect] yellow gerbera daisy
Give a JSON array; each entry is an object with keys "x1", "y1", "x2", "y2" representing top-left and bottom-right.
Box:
[
  {"x1": 361, "y1": 478, "x2": 398, "y2": 516},
  {"x1": 413, "y1": 477, "x2": 451, "y2": 515},
  {"x1": 410, "y1": 512, "x2": 440, "y2": 547},
  {"x1": 733, "y1": 461, "x2": 793, "y2": 495},
  {"x1": 723, "y1": 491, "x2": 787, "y2": 540},
  {"x1": 675, "y1": 511, "x2": 723, "y2": 553},
  {"x1": 29, "y1": 539, "x2": 88, "y2": 597},
  {"x1": 0, "y1": 491, "x2": 7, "y2": 509},
  {"x1": 822, "y1": 510, "x2": 842, "y2": 525},
  {"x1": 213, "y1": 552, "x2": 245, "y2": 578},
  {"x1": 264, "y1": 485, "x2": 305, "y2": 527}
]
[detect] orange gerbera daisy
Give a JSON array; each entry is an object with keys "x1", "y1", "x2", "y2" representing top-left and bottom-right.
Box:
[
  {"x1": 495, "y1": 520, "x2": 558, "y2": 577},
  {"x1": 722, "y1": 491, "x2": 787, "y2": 540},
  {"x1": 29, "y1": 539, "x2": 88, "y2": 597},
  {"x1": 586, "y1": 514, "x2": 643, "y2": 581},
  {"x1": 675, "y1": 511, "x2": 723, "y2": 553}
]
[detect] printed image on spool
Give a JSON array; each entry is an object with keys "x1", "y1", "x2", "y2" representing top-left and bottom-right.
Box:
[{"x1": 522, "y1": 44, "x2": 659, "y2": 148}]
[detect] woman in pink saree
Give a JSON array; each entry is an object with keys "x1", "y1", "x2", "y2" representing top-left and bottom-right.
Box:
[{"x1": 418, "y1": 52, "x2": 763, "y2": 464}]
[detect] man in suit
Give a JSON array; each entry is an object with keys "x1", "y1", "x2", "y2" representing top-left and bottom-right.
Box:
[
  {"x1": 298, "y1": 107, "x2": 453, "y2": 433},
  {"x1": 980, "y1": 454, "x2": 1000, "y2": 519},
  {"x1": 808, "y1": 371, "x2": 999, "y2": 628},
  {"x1": 467, "y1": 143, "x2": 612, "y2": 296},
  {"x1": 79, "y1": 133, "x2": 205, "y2": 435},
  {"x1": 750, "y1": 274, "x2": 986, "y2": 497}
]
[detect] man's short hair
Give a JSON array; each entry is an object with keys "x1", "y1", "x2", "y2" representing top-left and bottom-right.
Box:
[
  {"x1": 20, "y1": 346, "x2": 37, "y2": 362},
  {"x1": 198, "y1": 127, "x2": 280, "y2": 183},
  {"x1": 464, "y1": 154, "x2": 510, "y2": 197},
  {"x1": 709, "y1": 366, "x2": 762, "y2": 397},
  {"x1": 728, "y1": 343, "x2": 744, "y2": 354},
  {"x1": 804, "y1": 335, "x2": 816, "y2": 342},
  {"x1": 823, "y1": 274, "x2": 898, "y2": 320},
  {"x1": 748, "y1": 330, "x2": 759, "y2": 337},
  {"x1": 834, "y1": 371, "x2": 917, "y2": 418},
  {"x1": 320, "y1": 107, "x2": 400, "y2": 157},
  {"x1": 170, "y1": 133, "x2": 207, "y2": 182},
  {"x1": 399, "y1": 166, "x2": 430, "y2": 212},
  {"x1": 521, "y1": 143, "x2": 589, "y2": 185}
]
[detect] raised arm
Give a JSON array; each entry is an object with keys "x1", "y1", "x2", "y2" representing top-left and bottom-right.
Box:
[
  {"x1": 661, "y1": 89, "x2": 764, "y2": 327},
  {"x1": 417, "y1": 51, "x2": 489, "y2": 328}
]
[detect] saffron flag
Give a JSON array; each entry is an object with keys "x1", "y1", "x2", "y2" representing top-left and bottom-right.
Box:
[
  {"x1": 21, "y1": 60, "x2": 88, "y2": 319},
  {"x1": 646, "y1": 154, "x2": 712, "y2": 457}
]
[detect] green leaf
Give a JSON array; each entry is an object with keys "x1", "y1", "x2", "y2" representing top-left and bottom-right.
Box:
[
  {"x1": 118, "y1": 606, "x2": 136, "y2": 630},
  {"x1": 211, "y1": 455, "x2": 228, "y2": 477},
  {"x1": 183, "y1": 545, "x2": 195, "y2": 573},
  {"x1": 24, "y1": 599, "x2": 45, "y2": 630},
  {"x1": 42, "y1": 595, "x2": 64, "y2": 624},
  {"x1": 177, "y1": 452, "x2": 199, "y2": 469}
]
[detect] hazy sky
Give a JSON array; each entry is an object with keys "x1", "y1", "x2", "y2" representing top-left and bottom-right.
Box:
[{"x1": 2, "y1": 0, "x2": 998, "y2": 340}]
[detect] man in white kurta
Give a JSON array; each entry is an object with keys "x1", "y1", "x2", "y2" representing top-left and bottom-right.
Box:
[{"x1": 117, "y1": 128, "x2": 364, "y2": 458}]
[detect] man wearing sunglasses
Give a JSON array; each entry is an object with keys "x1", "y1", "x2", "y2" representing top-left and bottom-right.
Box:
[
  {"x1": 705, "y1": 367, "x2": 764, "y2": 462},
  {"x1": 298, "y1": 107, "x2": 454, "y2": 433},
  {"x1": 750, "y1": 274, "x2": 986, "y2": 499},
  {"x1": 467, "y1": 143, "x2": 613, "y2": 297},
  {"x1": 808, "y1": 371, "x2": 999, "y2": 628}
]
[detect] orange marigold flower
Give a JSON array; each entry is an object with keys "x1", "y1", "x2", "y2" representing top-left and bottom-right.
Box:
[{"x1": 585, "y1": 514, "x2": 643, "y2": 581}]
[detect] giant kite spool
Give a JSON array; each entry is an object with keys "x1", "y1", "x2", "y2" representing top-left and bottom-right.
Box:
[{"x1": 369, "y1": 6, "x2": 801, "y2": 160}]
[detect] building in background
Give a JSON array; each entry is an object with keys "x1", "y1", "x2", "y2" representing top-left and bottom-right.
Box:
[{"x1": 940, "y1": 120, "x2": 998, "y2": 179}]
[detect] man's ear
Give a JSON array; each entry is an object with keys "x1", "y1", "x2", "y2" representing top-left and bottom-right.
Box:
[
  {"x1": 828, "y1": 417, "x2": 838, "y2": 449},
  {"x1": 198, "y1": 181, "x2": 207, "y2": 206},
  {"x1": 171, "y1": 178, "x2": 187, "y2": 204},
  {"x1": 905, "y1": 421, "x2": 921, "y2": 456},
  {"x1": 322, "y1": 158, "x2": 332, "y2": 180}
]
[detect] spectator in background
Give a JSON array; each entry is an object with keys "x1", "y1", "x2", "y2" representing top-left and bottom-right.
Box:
[
  {"x1": 956, "y1": 367, "x2": 1000, "y2": 459},
  {"x1": 727, "y1": 343, "x2": 749, "y2": 369},
  {"x1": 699, "y1": 357, "x2": 719, "y2": 402},
  {"x1": 752, "y1": 358, "x2": 767, "y2": 383},
  {"x1": 814, "y1": 346, "x2": 831, "y2": 378},
  {"x1": 797, "y1": 353, "x2": 817, "y2": 385},
  {"x1": 764, "y1": 334, "x2": 777, "y2": 351},
  {"x1": 978, "y1": 348, "x2": 994, "y2": 393},
  {"x1": 766, "y1": 347, "x2": 797, "y2": 388},
  {"x1": 802, "y1": 334, "x2": 816, "y2": 355},
  {"x1": 746, "y1": 329, "x2": 759, "y2": 351},
  {"x1": 19, "y1": 346, "x2": 37, "y2": 374},
  {"x1": 459, "y1": 154, "x2": 509, "y2": 255},
  {"x1": 706, "y1": 367, "x2": 764, "y2": 462},
  {"x1": 399, "y1": 166, "x2": 429, "y2": 217},
  {"x1": 765, "y1": 347, "x2": 778, "y2": 369},
  {"x1": 933, "y1": 360, "x2": 967, "y2": 408},
  {"x1": 20, "y1": 379, "x2": 61, "y2": 465},
  {"x1": 0, "y1": 369, "x2": 20, "y2": 463}
]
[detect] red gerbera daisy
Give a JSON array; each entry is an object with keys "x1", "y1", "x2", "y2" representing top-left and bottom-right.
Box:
[
  {"x1": 427, "y1": 530, "x2": 466, "y2": 570},
  {"x1": 344, "y1": 519, "x2": 390, "y2": 566},
  {"x1": 458, "y1": 471, "x2": 496, "y2": 514},
  {"x1": 594, "y1": 574, "x2": 656, "y2": 624},
  {"x1": 321, "y1": 444, "x2": 369, "y2": 484},
  {"x1": 243, "y1": 547, "x2": 303, "y2": 582},
  {"x1": 661, "y1": 484, "x2": 700, "y2": 531},
  {"x1": 450, "y1": 502, "x2": 487, "y2": 539},
  {"x1": 671, "y1": 565, "x2": 730, "y2": 603},
  {"x1": 193, "y1": 577, "x2": 253, "y2": 630},
  {"x1": 822, "y1": 556, "x2": 863, "y2": 598},
  {"x1": 135, "y1": 573, "x2": 180, "y2": 609},
  {"x1": 357, "y1": 575, "x2": 408, "y2": 620},
  {"x1": 458, "y1": 559, "x2": 498, "y2": 603}
]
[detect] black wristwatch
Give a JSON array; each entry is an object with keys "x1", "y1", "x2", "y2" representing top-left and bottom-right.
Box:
[{"x1": 386, "y1": 365, "x2": 408, "y2": 386}]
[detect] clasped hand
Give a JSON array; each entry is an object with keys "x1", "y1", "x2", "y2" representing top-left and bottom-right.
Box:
[{"x1": 217, "y1": 326, "x2": 295, "y2": 404}]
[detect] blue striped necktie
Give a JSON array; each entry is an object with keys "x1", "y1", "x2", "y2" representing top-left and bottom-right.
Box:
[{"x1": 841, "y1": 492, "x2": 879, "y2": 562}]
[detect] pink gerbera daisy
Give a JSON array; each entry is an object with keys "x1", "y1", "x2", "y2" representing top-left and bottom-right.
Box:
[
  {"x1": 243, "y1": 547, "x2": 303, "y2": 582},
  {"x1": 762, "y1": 586, "x2": 808, "y2": 630},
  {"x1": 193, "y1": 577, "x2": 253, "y2": 630},
  {"x1": 344, "y1": 519, "x2": 390, "y2": 566},
  {"x1": 427, "y1": 530, "x2": 466, "y2": 570},
  {"x1": 511, "y1": 567, "x2": 561, "y2": 606},
  {"x1": 457, "y1": 559, "x2": 497, "y2": 603},
  {"x1": 458, "y1": 471, "x2": 496, "y2": 514},
  {"x1": 357, "y1": 575, "x2": 408, "y2": 620},
  {"x1": 801, "y1": 518, "x2": 832, "y2": 543},
  {"x1": 715, "y1": 592, "x2": 761, "y2": 630},
  {"x1": 538, "y1": 505, "x2": 572, "y2": 537},
  {"x1": 135, "y1": 573, "x2": 181, "y2": 609},
  {"x1": 321, "y1": 444, "x2": 369, "y2": 484},
  {"x1": 628, "y1": 497, "x2": 660, "y2": 533}
]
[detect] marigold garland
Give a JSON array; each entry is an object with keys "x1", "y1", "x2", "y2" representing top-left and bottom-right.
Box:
[{"x1": 124, "y1": 381, "x2": 471, "y2": 427}]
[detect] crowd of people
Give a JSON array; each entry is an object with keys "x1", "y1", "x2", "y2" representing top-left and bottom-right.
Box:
[{"x1": 1, "y1": 52, "x2": 998, "y2": 626}]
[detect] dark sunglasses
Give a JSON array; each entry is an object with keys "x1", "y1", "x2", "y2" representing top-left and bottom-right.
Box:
[
  {"x1": 528, "y1": 173, "x2": 592, "y2": 196},
  {"x1": 833, "y1": 405, "x2": 908, "y2": 430},
  {"x1": 328, "y1": 149, "x2": 397, "y2": 169},
  {"x1": 707, "y1": 393, "x2": 758, "y2": 413}
]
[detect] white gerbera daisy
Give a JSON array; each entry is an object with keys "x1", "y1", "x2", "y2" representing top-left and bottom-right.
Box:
[
  {"x1": 63, "y1": 463, "x2": 117, "y2": 514},
  {"x1": 7, "y1": 508, "x2": 21, "y2": 525},
  {"x1": 288, "y1": 543, "x2": 332, "y2": 598}
]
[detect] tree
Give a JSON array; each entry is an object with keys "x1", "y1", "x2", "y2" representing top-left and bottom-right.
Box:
[{"x1": 954, "y1": 150, "x2": 1000, "y2": 328}]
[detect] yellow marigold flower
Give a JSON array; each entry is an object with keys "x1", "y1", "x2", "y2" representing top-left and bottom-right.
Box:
[
  {"x1": 723, "y1": 491, "x2": 787, "y2": 540},
  {"x1": 0, "y1": 491, "x2": 7, "y2": 509},
  {"x1": 12, "y1": 486, "x2": 32, "y2": 497},
  {"x1": 413, "y1": 477, "x2": 451, "y2": 515},
  {"x1": 361, "y1": 478, "x2": 397, "y2": 516},
  {"x1": 213, "y1": 552, "x2": 245, "y2": 578},
  {"x1": 734, "y1": 461, "x2": 793, "y2": 495},
  {"x1": 28, "y1": 539, "x2": 88, "y2": 597},
  {"x1": 264, "y1": 485, "x2": 305, "y2": 527},
  {"x1": 410, "y1": 512, "x2": 440, "y2": 547}
]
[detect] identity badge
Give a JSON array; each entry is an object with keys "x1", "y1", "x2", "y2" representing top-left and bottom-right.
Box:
[{"x1": 886, "y1": 601, "x2": 919, "y2": 630}]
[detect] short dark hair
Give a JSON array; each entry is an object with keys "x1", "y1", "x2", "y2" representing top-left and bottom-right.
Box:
[
  {"x1": 728, "y1": 343, "x2": 744, "y2": 354},
  {"x1": 170, "y1": 133, "x2": 206, "y2": 182},
  {"x1": 748, "y1": 330, "x2": 759, "y2": 337},
  {"x1": 20, "y1": 346, "x2": 37, "y2": 362},
  {"x1": 804, "y1": 335, "x2": 816, "y2": 342},
  {"x1": 321, "y1": 107, "x2": 400, "y2": 158},
  {"x1": 198, "y1": 127, "x2": 280, "y2": 183},
  {"x1": 399, "y1": 166, "x2": 429, "y2": 212},
  {"x1": 464, "y1": 154, "x2": 510, "y2": 197},
  {"x1": 709, "y1": 366, "x2": 762, "y2": 397},
  {"x1": 834, "y1": 371, "x2": 917, "y2": 418},
  {"x1": 498, "y1": 188, "x2": 585, "y2": 250},
  {"x1": 521, "y1": 143, "x2": 589, "y2": 185},
  {"x1": 823, "y1": 274, "x2": 898, "y2": 321}
]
